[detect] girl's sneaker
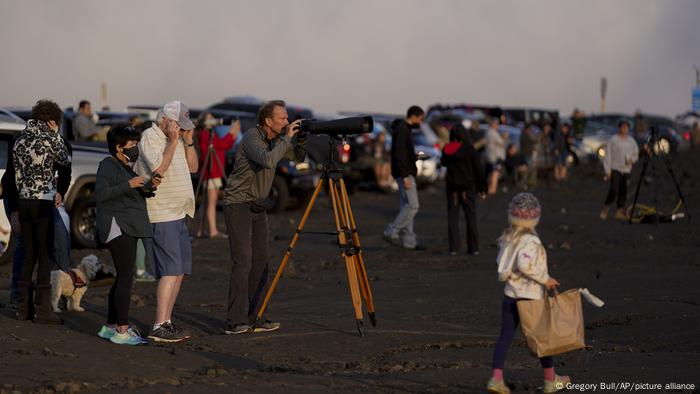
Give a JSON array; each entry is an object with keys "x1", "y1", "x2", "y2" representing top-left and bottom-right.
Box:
[
  {"x1": 110, "y1": 327, "x2": 148, "y2": 346},
  {"x1": 543, "y1": 375, "x2": 570, "y2": 393},
  {"x1": 486, "y1": 378, "x2": 511, "y2": 394},
  {"x1": 97, "y1": 325, "x2": 116, "y2": 340}
]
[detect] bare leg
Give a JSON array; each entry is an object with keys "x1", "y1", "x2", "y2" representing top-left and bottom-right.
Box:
[
  {"x1": 164, "y1": 275, "x2": 184, "y2": 322},
  {"x1": 155, "y1": 276, "x2": 179, "y2": 324},
  {"x1": 207, "y1": 188, "x2": 219, "y2": 236},
  {"x1": 488, "y1": 171, "x2": 499, "y2": 194}
]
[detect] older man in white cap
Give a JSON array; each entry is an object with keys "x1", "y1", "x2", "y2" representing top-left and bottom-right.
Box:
[{"x1": 134, "y1": 101, "x2": 198, "y2": 342}]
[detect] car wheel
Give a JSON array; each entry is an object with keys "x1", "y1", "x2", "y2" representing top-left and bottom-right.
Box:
[
  {"x1": 70, "y1": 196, "x2": 97, "y2": 249},
  {"x1": 0, "y1": 233, "x2": 15, "y2": 266},
  {"x1": 268, "y1": 175, "x2": 290, "y2": 213}
]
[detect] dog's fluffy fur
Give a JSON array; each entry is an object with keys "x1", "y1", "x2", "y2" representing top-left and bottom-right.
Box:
[{"x1": 50, "y1": 255, "x2": 101, "y2": 312}]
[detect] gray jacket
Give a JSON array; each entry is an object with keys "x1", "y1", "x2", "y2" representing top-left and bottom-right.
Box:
[
  {"x1": 95, "y1": 156, "x2": 153, "y2": 244},
  {"x1": 74, "y1": 112, "x2": 99, "y2": 139},
  {"x1": 224, "y1": 127, "x2": 306, "y2": 205}
]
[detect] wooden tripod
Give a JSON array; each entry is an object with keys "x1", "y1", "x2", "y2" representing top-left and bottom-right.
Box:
[{"x1": 256, "y1": 169, "x2": 377, "y2": 337}]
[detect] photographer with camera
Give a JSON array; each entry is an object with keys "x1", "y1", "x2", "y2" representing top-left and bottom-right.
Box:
[
  {"x1": 96, "y1": 125, "x2": 160, "y2": 345},
  {"x1": 223, "y1": 100, "x2": 307, "y2": 335}
]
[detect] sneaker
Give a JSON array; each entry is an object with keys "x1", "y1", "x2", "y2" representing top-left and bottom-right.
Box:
[
  {"x1": 110, "y1": 327, "x2": 148, "y2": 346},
  {"x1": 165, "y1": 322, "x2": 192, "y2": 339},
  {"x1": 252, "y1": 320, "x2": 280, "y2": 333},
  {"x1": 543, "y1": 375, "x2": 571, "y2": 394},
  {"x1": 468, "y1": 250, "x2": 480, "y2": 256},
  {"x1": 486, "y1": 378, "x2": 511, "y2": 394},
  {"x1": 224, "y1": 323, "x2": 252, "y2": 335},
  {"x1": 382, "y1": 233, "x2": 400, "y2": 246},
  {"x1": 135, "y1": 271, "x2": 156, "y2": 283},
  {"x1": 448, "y1": 251, "x2": 457, "y2": 256},
  {"x1": 599, "y1": 206, "x2": 609, "y2": 220},
  {"x1": 97, "y1": 325, "x2": 117, "y2": 340},
  {"x1": 148, "y1": 324, "x2": 186, "y2": 343}
]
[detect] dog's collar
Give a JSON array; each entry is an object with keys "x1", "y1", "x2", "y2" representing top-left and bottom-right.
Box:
[{"x1": 68, "y1": 270, "x2": 87, "y2": 288}]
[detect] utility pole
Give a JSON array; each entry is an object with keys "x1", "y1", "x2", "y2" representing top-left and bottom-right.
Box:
[
  {"x1": 101, "y1": 82, "x2": 108, "y2": 111},
  {"x1": 600, "y1": 77, "x2": 607, "y2": 113}
]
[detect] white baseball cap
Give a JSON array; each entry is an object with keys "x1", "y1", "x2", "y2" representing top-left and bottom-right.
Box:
[{"x1": 162, "y1": 100, "x2": 195, "y2": 130}]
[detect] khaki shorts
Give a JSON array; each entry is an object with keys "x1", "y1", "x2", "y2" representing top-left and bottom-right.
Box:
[{"x1": 206, "y1": 177, "x2": 223, "y2": 190}]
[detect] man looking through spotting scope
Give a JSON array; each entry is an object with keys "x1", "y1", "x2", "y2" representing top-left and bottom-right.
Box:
[{"x1": 223, "y1": 100, "x2": 307, "y2": 335}]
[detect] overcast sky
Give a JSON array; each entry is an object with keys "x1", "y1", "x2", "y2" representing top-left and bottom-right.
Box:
[{"x1": 1, "y1": 0, "x2": 698, "y2": 118}]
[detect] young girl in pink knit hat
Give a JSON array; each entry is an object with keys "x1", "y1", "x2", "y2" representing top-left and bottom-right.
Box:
[{"x1": 487, "y1": 192, "x2": 570, "y2": 394}]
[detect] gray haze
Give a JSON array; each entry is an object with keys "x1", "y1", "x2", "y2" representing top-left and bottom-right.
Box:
[{"x1": 1, "y1": 0, "x2": 699, "y2": 117}]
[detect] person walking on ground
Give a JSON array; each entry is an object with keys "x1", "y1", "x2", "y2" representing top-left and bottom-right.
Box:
[
  {"x1": 223, "y1": 100, "x2": 307, "y2": 335},
  {"x1": 485, "y1": 118, "x2": 507, "y2": 195},
  {"x1": 441, "y1": 126, "x2": 486, "y2": 256},
  {"x1": 195, "y1": 112, "x2": 239, "y2": 239},
  {"x1": 134, "y1": 101, "x2": 199, "y2": 342},
  {"x1": 96, "y1": 126, "x2": 160, "y2": 345},
  {"x1": 12, "y1": 99, "x2": 71, "y2": 324},
  {"x1": 486, "y1": 192, "x2": 570, "y2": 394},
  {"x1": 600, "y1": 120, "x2": 639, "y2": 220},
  {"x1": 383, "y1": 105, "x2": 425, "y2": 250}
]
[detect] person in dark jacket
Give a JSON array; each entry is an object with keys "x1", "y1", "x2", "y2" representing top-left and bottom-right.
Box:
[
  {"x1": 95, "y1": 126, "x2": 159, "y2": 345},
  {"x1": 383, "y1": 105, "x2": 424, "y2": 250},
  {"x1": 441, "y1": 126, "x2": 487, "y2": 256}
]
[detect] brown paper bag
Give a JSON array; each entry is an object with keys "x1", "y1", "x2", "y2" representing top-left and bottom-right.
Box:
[{"x1": 517, "y1": 288, "x2": 585, "y2": 357}]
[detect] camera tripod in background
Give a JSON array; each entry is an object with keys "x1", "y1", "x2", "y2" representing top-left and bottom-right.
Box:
[
  {"x1": 628, "y1": 127, "x2": 690, "y2": 224},
  {"x1": 256, "y1": 135, "x2": 377, "y2": 337}
]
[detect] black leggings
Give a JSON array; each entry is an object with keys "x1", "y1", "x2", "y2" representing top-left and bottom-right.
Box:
[
  {"x1": 107, "y1": 234, "x2": 138, "y2": 326},
  {"x1": 18, "y1": 199, "x2": 55, "y2": 285}
]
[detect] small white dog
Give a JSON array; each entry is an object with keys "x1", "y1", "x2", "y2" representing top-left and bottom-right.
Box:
[{"x1": 50, "y1": 255, "x2": 102, "y2": 313}]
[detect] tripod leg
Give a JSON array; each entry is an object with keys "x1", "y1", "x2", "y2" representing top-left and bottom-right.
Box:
[
  {"x1": 629, "y1": 155, "x2": 650, "y2": 224},
  {"x1": 329, "y1": 179, "x2": 364, "y2": 336},
  {"x1": 338, "y1": 179, "x2": 377, "y2": 327},
  {"x1": 256, "y1": 177, "x2": 325, "y2": 322},
  {"x1": 659, "y1": 150, "x2": 691, "y2": 220}
]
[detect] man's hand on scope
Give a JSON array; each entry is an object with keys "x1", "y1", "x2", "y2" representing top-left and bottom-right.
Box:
[{"x1": 285, "y1": 119, "x2": 302, "y2": 139}]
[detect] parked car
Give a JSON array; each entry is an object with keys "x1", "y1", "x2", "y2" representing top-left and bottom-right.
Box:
[
  {"x1": 321, "y1": 113, "x2": 442, "y2": 190},
  {"x1": 503, "y1": 107, "x2": 560, "y2": 130},
  {"x1": 208, "y1": 96, "x2": 314, "y2": 122},
  {"x1": 0, "y1": 120, "x2": 23, "y2": 263}
]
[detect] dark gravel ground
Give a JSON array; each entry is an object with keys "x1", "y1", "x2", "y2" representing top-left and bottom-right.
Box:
[{"x1": 1, "y1": 150, "x2": 699, "y2": 393}]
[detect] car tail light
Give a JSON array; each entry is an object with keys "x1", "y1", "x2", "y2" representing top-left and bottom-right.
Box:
[
  {"x1": 434, "y1": 143, "x2": 440, "y2": 151},
  {"x1": 683, "y1": 131, "x2": 691, "y2": 141},
  {"x1": 340, "y1": 144, "x2": 351, "y2": 164}
]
